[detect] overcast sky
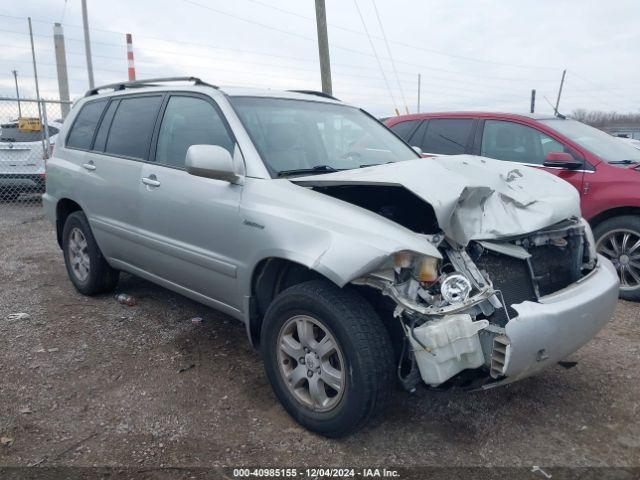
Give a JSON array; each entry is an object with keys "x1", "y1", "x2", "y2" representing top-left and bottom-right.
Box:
[{"x1": 1, "y1": 0, "x2": 638, "y2": 117}]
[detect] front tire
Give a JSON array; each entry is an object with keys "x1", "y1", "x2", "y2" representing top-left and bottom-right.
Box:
[
  {"x1": 261, "y1": 280, "x2": 394, "y2": 437},
  {"x1": 594, "y1": 215, "x2": 640, "y2": 301},
  {"x1": 62, "y1": 211, "x2": 119, "y2": 295}
]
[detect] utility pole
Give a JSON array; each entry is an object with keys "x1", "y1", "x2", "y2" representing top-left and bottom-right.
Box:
[
  {"x1": 417, "y1": 74, "x2": 421, "y2": 113},
  {"x1": 28, "y1": 17, "x2": 50, "y2": 157},
  {"x1": 530, "y1": 89, "x2": 536, "y2": 114},
  {"x1": 53, "y1": 23, "x2": 71, "y2": 118},
  {"x1": 554, "y1": 69, "x2": 566, "y2": 116},
  {"x1": 81, "y1": 0, "x2": 95, "y2": 89},
  {"x1": 12, "y1": 70, "x2": 21, "y2": 117},
  {"x1": 314, "y1": 0, "x2": 332, "y2": 96}
]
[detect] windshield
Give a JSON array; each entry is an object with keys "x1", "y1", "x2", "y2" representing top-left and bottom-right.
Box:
[
  {"x1": 229, "y1": 96, "x2": 418, "y2": 177},
  {"x1": 540, "y1": 118, "x2": 640, "y2": 164}
]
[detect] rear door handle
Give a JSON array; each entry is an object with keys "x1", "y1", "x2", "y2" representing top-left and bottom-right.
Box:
[
  {"x1": 141, "y1": 176, "x2": 161, "y2": 187},
  {"x1": 82, "y1": 162, "x2": 96, "y2": 171}
]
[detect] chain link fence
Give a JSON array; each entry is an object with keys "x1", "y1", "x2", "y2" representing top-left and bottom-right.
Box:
[{"x1": 0, "y1": 97, "x2": 72, "y2": 212}]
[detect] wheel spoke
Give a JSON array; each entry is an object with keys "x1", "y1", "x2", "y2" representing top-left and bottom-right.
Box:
[
  {"x1": 620, "y1": 267, "x2": 629, "y2": 287},
  {"x1": 308, "y1": 375, "x2": 329, "y2": 407},
  {"x1": 296, "y1": 318, "x2": 315, "y2": 347},
  {"x1": 286, "y1": 365, "x2": 307, "y2": 388},
  {"x1": 280, "y1": 335, "x2": 304, "y2": 359},
  {"x1": 320, "y1": 363, "x2": 343, "y2": 392},
  {"x1": 627, "y1": 265, "x2": 640, "y2": 285},
  {"x1": 609, "y1": 235, "x2": 621, "y2": 254},
  {"x1": 316, "y1": 335, "x2": 336, "y2": 358},
  {"x1": 598, "y1": 246, "x2": 616, "y2": 258},
  {"x1": 628, "y1": 238, "x2": 640, "y2": 254},
  {"x1": 621, "y1": 233, "x2": 631, "y2": 251}
]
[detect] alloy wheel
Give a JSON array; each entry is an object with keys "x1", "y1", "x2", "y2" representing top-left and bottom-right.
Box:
[
  {"x1": 596, "y1": 228, "x2": 640, "y2": 292},
  {"x1": 68, "y1": 227, "x2": 90, "y2": 282},
  {"x1": 277, "y1": 314, "x2": 346, "y2": 412}
]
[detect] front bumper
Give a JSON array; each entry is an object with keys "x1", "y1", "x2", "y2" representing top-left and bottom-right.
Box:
[{"x1": 488, "y1": 255, "x2": 619, "y2": 385}]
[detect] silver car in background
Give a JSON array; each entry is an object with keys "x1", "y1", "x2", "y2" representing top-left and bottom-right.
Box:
[
  {"x1": 43, "y1": 77, "x2": 619, "y2": 437},
  {"x1": 0, "y1": 119, "x2": 61, "y2": 201}
]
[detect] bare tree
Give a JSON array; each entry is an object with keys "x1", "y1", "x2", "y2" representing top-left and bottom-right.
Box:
[{"x1": 571, "y1": 109, "x2": 640, "y2": 128}]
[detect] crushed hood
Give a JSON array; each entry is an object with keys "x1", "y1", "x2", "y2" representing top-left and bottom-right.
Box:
[{"x1": 293, "y1": 155, "x2": 581, "y2": 246}]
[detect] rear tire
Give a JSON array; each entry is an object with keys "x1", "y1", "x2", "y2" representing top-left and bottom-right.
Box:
[
  {"x1": 261, "y1": 280, "x2": 395, "y2": 437},
  {"x1": 593, "y1": 215, "x2": 640, "y2": 301},
  {"x1": 62, "y1": 211, "x2": 119, "y2": 295}
]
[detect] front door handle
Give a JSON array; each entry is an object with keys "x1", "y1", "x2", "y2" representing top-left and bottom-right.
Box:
[
  {"x1": 82, "y1": 162, "x2": 96, "y2": 171},
  {"x1": 142, "y1": 176, "x2": 161, "y2": 187}
]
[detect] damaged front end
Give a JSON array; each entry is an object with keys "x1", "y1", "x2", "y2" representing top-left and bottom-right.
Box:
[{"x1": 353, "y1": 217, "x2": 617, "y2": 390}]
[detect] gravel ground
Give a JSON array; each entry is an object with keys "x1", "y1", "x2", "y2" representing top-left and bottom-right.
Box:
[{"x1": 1, "y1": 204, "x2": 639, "y2": 472}]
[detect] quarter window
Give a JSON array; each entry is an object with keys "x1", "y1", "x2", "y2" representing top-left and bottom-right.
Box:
[
  {"x1": 66, "y1": 100, "x2": 107, "y2": 150},
  {"x1": 155, "y1": 96, "x2": 234, "y2": 168},
  {"x1": 481, "y1": 120, "x2": 566, "y2": 165},
  {"x1": 92, "y1": 100, "x2": 119, "y2": 152},
  {"x1": 104, "y1": 96, "x2": 163, "y2": 160},
  {"x1": 418, "y1": 119, "x2": 473, "y2": 155}
]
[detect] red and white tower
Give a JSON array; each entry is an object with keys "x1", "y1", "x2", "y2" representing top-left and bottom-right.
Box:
[{"x1": 126, "y1": 33, "x2": 136, "y2": 81}]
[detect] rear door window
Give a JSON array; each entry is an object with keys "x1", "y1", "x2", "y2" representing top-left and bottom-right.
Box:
[
  {"x1": 389, "y1": 120, "x2": 420, "y2": 142},
  {"x1": 418, "y1": 119, "x2": 474, "y2": 155},
  {"x1": 481, "y1": 120, "x2": 565, "y2": 165},
  {"x1": 66, "y1": 100, "x2": 107, "y2": 149},
  {"x1": 154, "y1": 95, "x2": 234, "y2": 169},
  {"x1": 104, "y1": 95, "x2": 163, "y2": 160}
]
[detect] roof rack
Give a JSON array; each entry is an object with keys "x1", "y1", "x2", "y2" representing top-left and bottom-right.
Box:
[
  {"x1": 288, "y1": 90, "x2": 340, "y2": 101},
  {"x1": 85, "y1": 77, "x2": 217, "y2": 97}
]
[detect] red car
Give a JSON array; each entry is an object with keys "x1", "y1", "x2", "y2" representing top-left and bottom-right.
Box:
[{"x1": 385, "y1": 112, "x2": 640, "y2": 300}]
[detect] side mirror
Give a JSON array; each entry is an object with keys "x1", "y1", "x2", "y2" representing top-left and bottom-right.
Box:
[
  {"x1": 543, "y1": 151, "x2": 583, "y2": 170},
  {"x1": 412, "y1": 146, "x2": 423, "y2": 155},
  {"x1": 185, "y1": 144, "x2": 241, "y2": 183}
]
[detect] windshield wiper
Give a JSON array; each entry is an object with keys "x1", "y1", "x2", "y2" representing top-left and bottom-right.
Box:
[
  {"x1": 360, "y1": 161, "x2": 392, "y2": 168},
  {"x1": 277, "y1": 165, "x2": 341, "y2": 177},
  {"x1": 609, "y1": 159, "x2": 639, "y2": 165}
]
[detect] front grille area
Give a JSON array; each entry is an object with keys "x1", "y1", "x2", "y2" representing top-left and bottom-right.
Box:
[
  {"x1": 528, "y1": 243, "x2": 578, "y2": 296},
  {"x1": 474, "y1": 230, "x2": 587, "y2": 326},
  {"x1": 475, "y1": 250, "x2": 537, "y2": 327}
]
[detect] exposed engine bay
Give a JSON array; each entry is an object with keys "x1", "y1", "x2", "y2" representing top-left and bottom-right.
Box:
[{"x1": 353, "y1": 217, "x2": 598, "y2": 390}]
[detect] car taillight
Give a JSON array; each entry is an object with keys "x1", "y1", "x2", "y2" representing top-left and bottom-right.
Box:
[{"x1": 44, "y1": 143, "x2": 55, "y2": 159}]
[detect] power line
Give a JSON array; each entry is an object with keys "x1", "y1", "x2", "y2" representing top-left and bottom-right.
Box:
[
  {"x1": 232, "y1": 0, "x2": 559, "y2": 71},
  {"x1": 370, "y1": 0, "x2": 408, "y2": 113},
  {"x1": 352, "y1": 0, "x2": 398, "y2": 114},
  {"x1": 0, "y1": 19, "x2": 561, "y2": 84},
  {"x1": 567, "y1": 70, "x2": 630, "y2": 104}
]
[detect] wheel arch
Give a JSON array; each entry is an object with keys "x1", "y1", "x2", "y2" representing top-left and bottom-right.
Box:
[
  {"x1": 56, "y1": 198, "x2": 83, "y2": 248},
  {"x1": 247, "y1": 256, "x2": 342, "y2": 348},
  {"x1": 589, "y1": 206, "x2": 640, "y2": 231}
]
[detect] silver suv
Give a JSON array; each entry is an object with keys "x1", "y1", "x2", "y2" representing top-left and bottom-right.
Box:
[{"x1": 44, "y1": 77, "x2": 619, "y2": 437}]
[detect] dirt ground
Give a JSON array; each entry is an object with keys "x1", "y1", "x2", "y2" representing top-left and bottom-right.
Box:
[{"x1": 1, "y1": 204, "x2": 639, "y2": 472}]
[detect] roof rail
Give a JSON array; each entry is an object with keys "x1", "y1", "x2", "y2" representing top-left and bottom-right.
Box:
[
  {"x1": 288, "y1": 90, "x2": 340, "y2": 101},
  {"x1": 85, "y1": 77, "x2": 217, "y2": 97}
]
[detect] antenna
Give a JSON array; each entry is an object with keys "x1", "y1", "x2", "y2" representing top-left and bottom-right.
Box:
[{"x1": 543, "y1": 95, "x2": 566, "y2": 119}]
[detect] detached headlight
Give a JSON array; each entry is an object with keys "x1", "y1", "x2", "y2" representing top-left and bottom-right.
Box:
[
  {"x1": 440, "y1": 273, "x2": 472, "y2": 303},
  {"x1": 393, "y1": 250, "x2": 440, "y2": 283}
]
